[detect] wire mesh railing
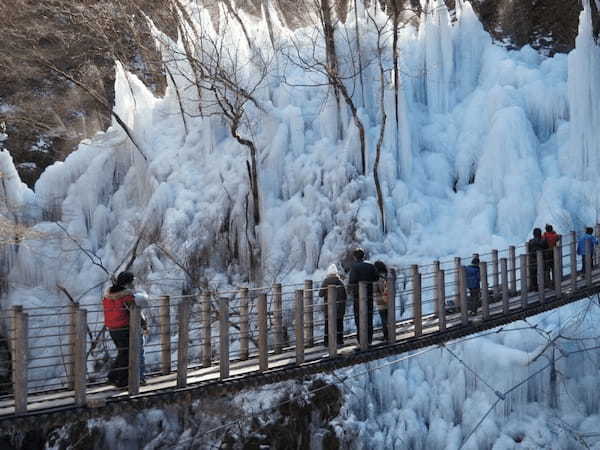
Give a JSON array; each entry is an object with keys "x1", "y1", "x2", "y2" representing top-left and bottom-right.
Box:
[{"x1": 1, "y1": 229, "x2": 600, "y2": 417}]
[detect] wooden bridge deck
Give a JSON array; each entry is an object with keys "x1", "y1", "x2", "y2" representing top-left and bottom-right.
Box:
[{"x1": 1, "y1": 233, "x2": 599, "y2": 432}]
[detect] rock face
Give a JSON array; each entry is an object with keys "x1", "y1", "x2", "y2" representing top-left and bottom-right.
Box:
[{"x1": 0, "y1": 0, "x2": 595, "y2": 188}]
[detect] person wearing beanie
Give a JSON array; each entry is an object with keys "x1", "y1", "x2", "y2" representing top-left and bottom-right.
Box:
[
  {"x1": 102, "y1": 271, "x2": 149, "y2": 388},
  {"x1": 319, "y1": 263, "x2": 347, "y2": 346},
  {"x1": 465, "y1": 256, "x2": 481, "y2": 315},
  {"x1": 348, "y1": 248, "x2": 379, "y2": 345}
]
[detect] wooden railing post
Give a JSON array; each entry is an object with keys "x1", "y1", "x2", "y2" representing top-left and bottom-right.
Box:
[
  {"x1": 433, "y1": 261, "x2": 440, "y2": 316},
  {"x1": 68, "y1": 303, "x2": 77, "y2": 389},
  {"x1": 387, "y1": 269, "x2": 397, "y2": 343},
  {"x1": 480, "y1": 262, "x2": 489, "y2": 320},
  {"x1": 74, "y1": 307, "x2": 87, "y2": 406},
  {"x1": 303, "y1": 280, "x2": 314, "y2": 347},
  {"x1": 358, "y1": 281, "x2": 368, "y2": 350},
  {"x1": 454, "y1": 257, "x2": 461, "y2": 309},
  {"x1": 12, "y1": 306, "x2": 28, "y2": 415},
  {"x1": 239, "y1": 288, "x2": 249, "y2": 360},
  {"x1": 159, "y1": 295, "x2": 171, "y2": 374},
  {"x1": 327, "y1": 285, "x2": 337, "y2": 357},
  {"x1": 459, "y1": 266, "x2": 468, "y2": 325},
  {"x1": 436, "y1": 270, "x2": 446, "y2": 331},
  {"x1": 411, "y1": 265, "x2": 422, "y2": 337},
  {"x1": 258, "y1": 293, "x2": 268, "y2": 372},
  {"x1": 520, "y1": 254, "x2": 528, "y2": 307},
  {"x1": 570, "y1": 231, "x2": 577, "y2": 292},
  {"x1": 536, "y1": 250, "x2": 545, "y2": 304},
  {"x1": 219, "y1": 297, "x2": 229, "y2": 380},
  {"x1": 201, "y1": 293, "x2": 211, "y2": 367},
  {"x1": 492, "y1": 249, "x2": 499, "y2": 296},
  {"x1": 585, "y1": 239, "x2": 593, "y2": 287},
  {"x1": 177, "y1": 298, "x2": 190, "y2": 388},
  {"x1": 509, "y1": 246, "x2": 517, "y2": 293},
  {"x1": 295, "y1": 290, "x2": 304, "y2": 364},
  {"x1": 273, "y1": 284, "x2": 283, "y2": 353},
  {"x1": 553, "y1": 246, "x2": 562, "y2": 297},
  {"x1": 128, "y1": 302, "x2": 141, "y2": 395},
  {"x1": 501, "y1": 258, "x2": 509, "y2": 314}
]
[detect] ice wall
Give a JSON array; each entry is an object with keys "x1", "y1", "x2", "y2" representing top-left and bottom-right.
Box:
[{"x1": 1, "y1": 0, "x2": 600, "y2": 446}]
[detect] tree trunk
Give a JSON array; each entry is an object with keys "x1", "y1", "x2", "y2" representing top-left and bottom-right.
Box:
[{"x1": 321, "y1": 0, "x2": 343, "y2": 140}]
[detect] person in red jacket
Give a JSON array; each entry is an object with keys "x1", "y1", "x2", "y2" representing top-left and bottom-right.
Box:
[
  {"x1": 103, "y1": 271, "x2": 137, "y2": 388},
  {"x1": 543, "y1": 224, "x2": 560, "y2": 284}
]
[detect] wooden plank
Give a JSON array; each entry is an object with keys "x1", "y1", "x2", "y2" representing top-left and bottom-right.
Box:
[
  {"x1": 295, "y1": 290, "x2": 304, "y2": 364},
  {"x1": 201, "y1": 293, "x2": 211, "y2": 367},
  {"x1": 304, "y1": 280, "x2": 314, "y2": 347},
  {"x1": 128, "y1": 302, "x2": 141, "y2": 395},
  {"x1": 273, "y1": 284, "x2": 283, "y2": 353},
  {"x1": 501, "y1": 258, "x2": 509, "y2": 314},
  {"x1": 258, "y1": 294, "x2": 268, "y2": 372},
  {"x1": 412, "y1": 265, "x2": 422, "y2": 337},
  {"x1": 537, "y1": 250, "x2": 545, "y2": 304},
  {"x1": 509, "y1": 246, "x2": 517, "y2": 293},
  {"x1": 239, "y1": 288, "x2": 249, "y2": 360},
  {"x1": 387, "y1": 268, "x2": 397, "y2": 343},
  {"x1": 219, "y1": 297, "x2": 229, "y2": 380},
  {"x1": 492, "y1": 249, "x2": 499, "y2": 296},
  {"x1": 458, "y1": 266, "x2": 468, "y2": 325},
  {"x1": 520, "y1": 254, "x2": 528, "y2": 307},
  {"x1": 177, "y1": 299, "x2": 190, "y2": 388},
  {"x1": 436, "y1": 269, "x2": 446, "y2": 330},
  {"x1": 570, "y1": 231, "x2": 577, "y2": 293},
  {"x1": 359, "y1": 281, "x2": 368, "y2": 350},
  {"x1": 74, "y1": 308, "x2": 87, "y2": 407},
  {"x1": 159, "y1": 295, "x2": 171, "y2": 374},
  {"x1": 554, "y1": 246, "x2": 562, "y2": 297},
  {"x1": 480, "y1": 262, "x2": 489, "y2": 320},
  {"x1": 327, "y1": 285, "x2": 337, "y2": 357},
  {"x1": 12, "y1": 306, "x2": 27, "y2": 415}
]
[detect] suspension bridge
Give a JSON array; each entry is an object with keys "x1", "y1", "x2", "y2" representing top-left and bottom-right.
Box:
[{"x1": 1, "y1": 229, "x2": 600, "y2": 432}]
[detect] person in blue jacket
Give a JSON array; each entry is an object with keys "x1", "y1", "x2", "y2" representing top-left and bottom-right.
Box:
[
  {"x1": 465, "y1": 256, "x2": 481, "y2": 315},
  {"x1": 577, "y1": 227, "x2": 599, "y2": 274}
]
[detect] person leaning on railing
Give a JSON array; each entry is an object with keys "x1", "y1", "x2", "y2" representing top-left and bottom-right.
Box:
[{"x1": 102, "y1": 271, "x2": 149, "y2": 388}]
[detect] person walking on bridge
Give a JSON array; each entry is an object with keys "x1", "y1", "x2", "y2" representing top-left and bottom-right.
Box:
[
  {"x1": 543, "y1": 224, "x2": 560, "y2": 284},
  {"x1": 528, "y1": 228, "x2": 548, "y2": 291},
  {"x1": 577, "y1": 227, "x2": 598, "y2": 275},
  {"x1": 374, "y1": 261, "x2": 390, "y2": 342},
  {"x1": 319, "y1": 264, "x2": 347, "y2": 347},
  {"x1": 348, "y1": 248, "x2": 379, "y2": 345},
  {"x1": 103, "y1": 271, "x2": 149, "y2": 388},
  {"x1": 465, "y1": 257, "x2": 481, "y2": 315}
]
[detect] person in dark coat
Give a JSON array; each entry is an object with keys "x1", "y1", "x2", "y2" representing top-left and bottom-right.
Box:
[
  {"x1": 465, "y1": 257, "x2": 481, "y2": 315},
  {"x1": 528, "y1": 228, "x2": 549, "y2": 291},
  {"x1": 319, "y1": 264, "x2": 347, "y2": 346},
  {"x1": 348, "y1": 248, "x2": 379, "y2": 345},
  {"x1": 373, "y1": 261, "x2": 390, "y2": 342}
]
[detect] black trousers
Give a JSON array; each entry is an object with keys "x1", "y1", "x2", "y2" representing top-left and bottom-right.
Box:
[
  {"x1": 353, "y1": 296, "x2": 374, "y2": 344},
  {"x1": 108, "y1": 327, "x2": 129, "y2": 385},
  {"x1": 323, "y1": 302, "x2": 346, "y2": 346},
  {"x1": 468, "y1": 288, "x2": 480, "y2": 314},
  {"x1": 582, "y1": 255, "x2": 594, "y2": 275},
  {"x1": 378, "y1": 309, "x2": 389, "y2": 342}
]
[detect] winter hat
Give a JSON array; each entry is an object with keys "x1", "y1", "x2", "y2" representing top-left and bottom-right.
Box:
[
  {"x1": 327, "y1": 264, "x2": 338, "y2": 275},
  {"x1": 116, "y1": 271, "x2": 134, "y2": 288}
]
